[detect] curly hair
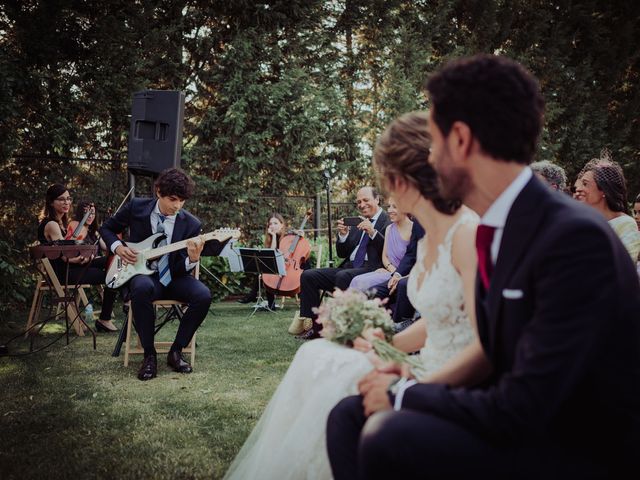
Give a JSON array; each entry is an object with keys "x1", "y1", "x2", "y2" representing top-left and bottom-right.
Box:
[
  {"x1": 531, "y1": 160, "x2": 567, "y2": 191},
  {"x1": 578, "y1": 149, "x2": 628, "y2": 213},
  {"x1": 154, "y1": 168, "x2": 195, "y2": 199},
  {"x1": 426, "y1": 54, "x2": 544, "y2": 165},
  {"x1": 373, "y1": 111, "x2": 461, "y2": 215}
]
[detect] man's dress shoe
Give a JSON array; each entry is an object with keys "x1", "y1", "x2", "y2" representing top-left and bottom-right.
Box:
[
  {"x1": 137, "y1": 355, "x2": 157, "y2": 381},
  {"x1": 167, "y1": 351, "x2": 193, "y2": 373}
]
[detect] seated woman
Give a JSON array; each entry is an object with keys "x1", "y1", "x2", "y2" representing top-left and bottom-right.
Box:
[
  {"x1": 66, "y1": 200, "x2": 102, "y2": 245},
  {"x1": 348, "y1": 197, "x2": 412, "y2": 291},
  {"x1": 574, "y1": 151, "x2": 640, "y2": 261},
  {"x1": 38, "y1": 184, "x2": 118, "y2": 332},
  {"x1": 238, "y1": 213, "x2": 288, "y2": 310}
]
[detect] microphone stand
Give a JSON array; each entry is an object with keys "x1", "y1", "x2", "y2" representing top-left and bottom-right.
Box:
[{"x1": 323, "y1": 172, "x2": 334, "y2": 267}]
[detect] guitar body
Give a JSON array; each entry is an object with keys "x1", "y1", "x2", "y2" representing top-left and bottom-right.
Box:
[
  {"x1": 105, "y1": 233, "x2": 166, "y2": 289},
  {"x1": 105, "y1": 228, "x2": 240, "y2": 289}
]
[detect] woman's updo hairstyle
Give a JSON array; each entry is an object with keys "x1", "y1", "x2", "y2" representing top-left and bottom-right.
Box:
[{"x1": 373, "y1": 111, "x2": 461, "y2": 215}]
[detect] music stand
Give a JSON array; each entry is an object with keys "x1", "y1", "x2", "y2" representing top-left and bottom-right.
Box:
[{"x1": 239, "y1": 248, "x2": 285, "y2": 317}]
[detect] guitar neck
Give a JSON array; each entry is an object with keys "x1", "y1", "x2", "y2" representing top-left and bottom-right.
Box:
[{"x1": 145, "y1": 230, "x2": 233, "y2": 260}]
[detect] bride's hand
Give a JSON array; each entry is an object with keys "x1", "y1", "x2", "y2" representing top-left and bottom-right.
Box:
[
  {"x1": 353, "y1": 337, "x2": 372, "y2": 353},
  {"x1": 377, "y1": 361, "x2": 414, "y2": 380},
  {"x1": 361, "y1": 327, "x2": 384, "y2": 343}
]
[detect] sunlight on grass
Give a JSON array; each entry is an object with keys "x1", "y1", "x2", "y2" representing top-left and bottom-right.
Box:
[{"x1": 0, "y1": 301, "x2": 302, "y2": 479}]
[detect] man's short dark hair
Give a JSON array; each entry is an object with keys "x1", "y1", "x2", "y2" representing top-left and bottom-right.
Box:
[
  {"x1": 426, "y1": 54, "x2": 545, "y2": 165},
  {"x1": 154, "y1": 168, "x2": 195, "y2": 199}
]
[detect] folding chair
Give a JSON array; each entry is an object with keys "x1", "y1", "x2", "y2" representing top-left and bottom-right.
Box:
[
  {"x1": 122, "y1": 265, "x2": 199, "y2": 367},
  {"x1": 25, "y1": 257, "x2": 93, "y2": 338}
]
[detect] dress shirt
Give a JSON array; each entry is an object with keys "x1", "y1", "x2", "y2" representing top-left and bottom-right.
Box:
[
  {"x1": 480, "y1": 167, "x2": 532, "y2": 265},
  {"x1": 338, "y1": 208, "x2": 384, "y2": 262}
]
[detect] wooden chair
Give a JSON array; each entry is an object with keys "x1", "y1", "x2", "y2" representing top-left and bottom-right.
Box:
[
  {"x1": 123, "y1": 265, "x2": 199, "y2": 367},
  {"x1": 26, "y1": 257, "x2": 94, "y2": 338}
]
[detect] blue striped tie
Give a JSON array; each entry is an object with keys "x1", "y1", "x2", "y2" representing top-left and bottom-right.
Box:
[{"x1": 157, "y1": 215, "x2": 172, "y2": 286}]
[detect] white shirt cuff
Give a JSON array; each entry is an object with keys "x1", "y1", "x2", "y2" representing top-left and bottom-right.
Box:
[
  {"x1": 338, "y1": 232, "x2": 349, "y2": 243},
  {"x1": 110, "y1": 240, "x2": 123, "y2": 254},
  {"x1": 185, "y1": 258, "x2": 198, "y2": 270},
  {"x1": 393, "y1": 379, "x2": 418, "y2": 411}
]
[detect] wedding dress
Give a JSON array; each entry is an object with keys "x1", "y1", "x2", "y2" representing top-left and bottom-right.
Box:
[{"x1": 224, "y1": 211, "x2": 477, "y2": 480}]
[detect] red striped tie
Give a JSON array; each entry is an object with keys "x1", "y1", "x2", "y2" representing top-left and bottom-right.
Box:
[{"x1": 476, "y1": 225, "x2": 496, "y2": 290}]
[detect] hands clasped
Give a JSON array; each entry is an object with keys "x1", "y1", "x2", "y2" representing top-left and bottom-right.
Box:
[{"x1": 358, "y1": 360, "x2": 414, "y2": 417}]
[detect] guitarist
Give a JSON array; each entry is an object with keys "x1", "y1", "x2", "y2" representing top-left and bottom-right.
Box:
[{"x1": 100, "y1": 168, "x2": 212, "y2": 381}]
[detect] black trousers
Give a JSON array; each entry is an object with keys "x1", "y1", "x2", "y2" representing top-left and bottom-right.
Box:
[
  {"x1": 326, "y1": 395, "x2": 609, "y2": 480},
  {"x1": 299, "y1": 262, "x2": 372, "y2": 320},
  {"x1": 55, "y1": 256, "x2": 117, "y2": 321},
  {"x1": 372, "y1": 276, "x2": 414, "y2": 322},
  {"x1": 129, "y1": 273, "x2": 211, "y2": 356}
]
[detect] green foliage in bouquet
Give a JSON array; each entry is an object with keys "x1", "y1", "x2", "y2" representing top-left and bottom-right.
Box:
[
  {"x1": 372, "y1": 339, "x2": 428, "y2": 379},
  {"x1": 313, "y1": 288, "x2": 394, "y2": 346}
]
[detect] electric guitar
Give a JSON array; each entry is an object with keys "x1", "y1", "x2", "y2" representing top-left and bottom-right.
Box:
[{"x1": 105, "y1": 228, "x2": 240, "y2": 289}]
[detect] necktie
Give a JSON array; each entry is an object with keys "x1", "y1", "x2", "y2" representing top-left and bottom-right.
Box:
[
  {"x1": 475, "y1": 225, "x2": 496, "y2": 291},
  {"x1": 157, "y1": 214, "x2": 172, "y2": 287},
  {"x1": 352, "y1": 227, "x2": 372, "y2": 268}
]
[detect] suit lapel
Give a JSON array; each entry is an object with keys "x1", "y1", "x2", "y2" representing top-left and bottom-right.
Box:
[
  {"x1": 172, "y1": 210, "x2": 188, "y2": 243},
  {"x1": 486, "y1": 177, "x2": 549, "y2": 354},
  {"x1": 375, "y1": 211, "x2": 389, "y2": 234},
  {"x1": 139, "y1": 199, "x2": 155, "y2": 240}
]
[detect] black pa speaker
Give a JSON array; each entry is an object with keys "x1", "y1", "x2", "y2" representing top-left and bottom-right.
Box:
[{"x1": 127, "y1": 90, "x2": 185, "y2": 176}]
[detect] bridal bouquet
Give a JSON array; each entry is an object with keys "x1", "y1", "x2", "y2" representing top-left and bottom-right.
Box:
[
  {"x1": 313, "y1": 288, "x2": 395, "y2": 345},
  {"x1": 314, "y1": 288, "x2": 426, "y2": 378}
]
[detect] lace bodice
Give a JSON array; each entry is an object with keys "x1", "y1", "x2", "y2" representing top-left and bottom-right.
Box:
[{"x1": 407, "y1": 210, "x2": 478, "y2": 377}]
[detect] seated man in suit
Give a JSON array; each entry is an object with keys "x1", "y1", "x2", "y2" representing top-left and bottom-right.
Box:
[
  {"x1": 100, "y1": 168, "x2": 212, "y2": 381},
  {"x1": 293, "y1": 186, "x2": 390, "y2": 340},
  {"x1": 372, "y1": 220, "x2": 425, "y2": 327}
]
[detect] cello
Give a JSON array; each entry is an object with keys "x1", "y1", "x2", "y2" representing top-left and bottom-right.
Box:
[{"x1": 263, "y1": 210, "x2": 312, "y2": 296}]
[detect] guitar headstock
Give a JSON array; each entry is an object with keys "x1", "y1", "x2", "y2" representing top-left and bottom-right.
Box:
[{"x1": 211, "y1": 228, "x2": 241, "y2": 241}]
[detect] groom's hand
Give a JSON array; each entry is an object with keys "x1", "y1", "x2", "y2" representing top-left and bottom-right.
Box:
[{"x1": 358, "y1": 370, "x2": 398, "y2": 416}]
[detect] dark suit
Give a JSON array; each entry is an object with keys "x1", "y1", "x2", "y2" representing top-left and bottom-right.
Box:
[
  {"x1": 100, "y1": 198, "x2": 212, "y2": 355},
  {"x1": 299, "y1": 210, "x2": 390, "y2": 323},
  {"x1": 327, "y1": 176, "x2": 640, "y2": 479},
  {"x1": 372, "y1": 221, "x2": 425, "y2": 322}
]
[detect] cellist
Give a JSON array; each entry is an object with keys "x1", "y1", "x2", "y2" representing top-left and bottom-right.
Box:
[{"x1": 238, "y1": 213, "x2": 287, "y2": 310}]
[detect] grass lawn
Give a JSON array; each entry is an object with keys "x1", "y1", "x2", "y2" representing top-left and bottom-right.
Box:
[{"x1": 0, "y1": 298, "x2": 302, "y2": 479}]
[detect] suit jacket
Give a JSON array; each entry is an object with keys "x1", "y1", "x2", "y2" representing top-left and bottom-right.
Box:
[
  {"x1": 400, "y1": 176, "x2": 640, "y2": 469},
  {"x1": 396, "y1": 220, "x2": 425, "y2": 277},
  {"x1": 335, "y1": 210, "x2": 390, "y2": 269},
  {"x1": 100, "y1": 197, "x2": 203, "y2": 280}
]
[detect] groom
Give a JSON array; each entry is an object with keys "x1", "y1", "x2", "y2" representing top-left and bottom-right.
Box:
[{"x1": 326, "y1": 55, "x2": 640, "y2": 479}]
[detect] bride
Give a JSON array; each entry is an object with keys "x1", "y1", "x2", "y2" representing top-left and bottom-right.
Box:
[{"x1": 224, "y1": 111, "x2": 480, "y2": 480}]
